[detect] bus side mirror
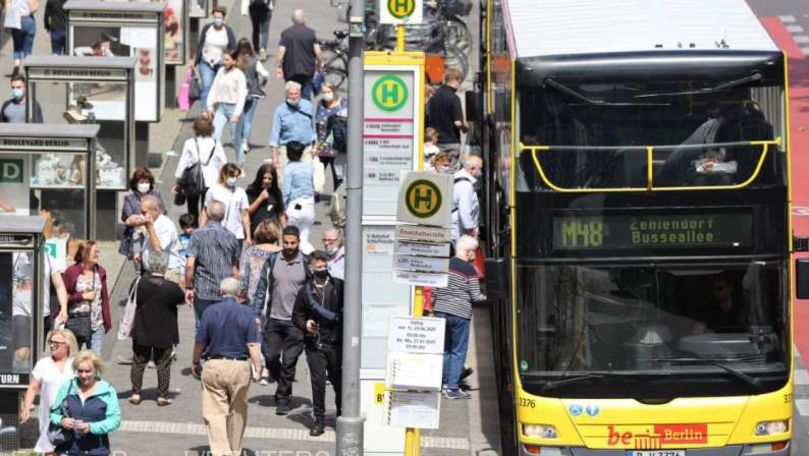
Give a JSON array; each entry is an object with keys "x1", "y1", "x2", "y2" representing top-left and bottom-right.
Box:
[
  {"x1": 484, "y1": 257, "x2": 508, "y2": 301},
  {"x1": 796, "y1": 259, "x2": 809, "y2": 299}
]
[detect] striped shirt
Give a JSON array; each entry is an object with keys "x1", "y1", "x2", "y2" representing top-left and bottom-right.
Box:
[
  {"x1": 432, "y1": 257, "x2": 485, "y2": 319},
  {"x1": 187, "y1": 221, "x2": 241, "y2": 300}
]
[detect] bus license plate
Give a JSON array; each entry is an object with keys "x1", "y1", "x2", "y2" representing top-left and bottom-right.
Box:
[{"x1": 627, "y1": 452, "x2": 685, "y2": 456}]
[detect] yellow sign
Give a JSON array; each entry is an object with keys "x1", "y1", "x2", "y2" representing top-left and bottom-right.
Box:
[
  {"x1": 405, "y1": 179, "x2": 442, "y2": 219},
  {"x1": 374, "y1": 382, "x2": 386, "y2": 404},
  {"x1": 387, "y1": 0, "x2": 415, "y2": 19}
]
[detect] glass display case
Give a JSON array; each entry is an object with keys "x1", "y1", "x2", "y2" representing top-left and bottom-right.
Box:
[
  {"x1": 65, "y1": 0, "x2": 166, "y2": 121},
  {"x1": 0, "y1": 124, "x2": 100, "y2": 240},
  {"x1": 0, "y1": 216, "x2": 45, "y2": 389},
  {"x1": 24, "y1": 56, "x2": 135, "y2": 193},
  {"x1": 101, "y1": 0, "x2": 188, "y2": 65}
]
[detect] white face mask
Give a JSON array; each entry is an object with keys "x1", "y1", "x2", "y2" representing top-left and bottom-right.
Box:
[
  {"x1": 322, "y1": 92, "x2": 334, "y2": 103},
  {"x1": 226, "y1": 177, "x2": 238, "y2": 188},
  {"x1": 137, "y1": 182, "x2": 151, "y2": 194}
]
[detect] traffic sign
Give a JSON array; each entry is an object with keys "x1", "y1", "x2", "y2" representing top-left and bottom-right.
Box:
[
  {"x1": 371, "y1": 75, "x2": 408, "y2": 112},
  {"x1": 379, "y1": 0, "x2": 423, "y2": 25},
  {"x1": 394, "y1": 255, "x2": 449, "y2": 274},
  {"x1": 397, "y1": 172, "x2": 451, "y2": 228},
  {"x1": 395, "y1": 240, "x2": 450, "y2": 257}
]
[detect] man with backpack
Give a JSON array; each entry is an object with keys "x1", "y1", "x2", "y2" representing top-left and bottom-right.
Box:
[
  {"x1": 292, "y1": 250, "x2": 344, "y2": 436},
  {"x1": 451, "y1": 155, "x2": 482, "y2": 243},
  {"x1": 251, "y1": 225, "x2": 310, "y2": 415}
]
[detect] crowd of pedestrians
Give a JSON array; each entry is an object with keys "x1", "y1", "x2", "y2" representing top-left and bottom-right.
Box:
[{"x1": 7, "y1": 1, "x2": 486, "y2": 454}]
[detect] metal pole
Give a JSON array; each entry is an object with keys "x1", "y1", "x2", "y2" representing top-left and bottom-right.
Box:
[
  {"x1": 336, "y1": 0, "x2": 365, "y2": 453},
  {"x1": 404, "y1": 286, "x2": 424, "y2": 455}
]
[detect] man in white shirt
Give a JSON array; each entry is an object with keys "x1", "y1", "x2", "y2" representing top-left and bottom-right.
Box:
[
  {"x1": 136, "y1": 195, "x2": 186, "y2": 286},
  {"x1": 451, "y1": 156, "x2": 483, "y2": 243}
]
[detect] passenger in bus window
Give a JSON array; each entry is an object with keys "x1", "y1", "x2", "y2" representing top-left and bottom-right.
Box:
[{"x1": 691, "y1": 274, "x2": 748, "y2": 334}]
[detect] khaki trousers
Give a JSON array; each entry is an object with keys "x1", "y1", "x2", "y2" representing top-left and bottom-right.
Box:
[{"x1": 201, "y1": 359, "x2": 251, "y2": 456}]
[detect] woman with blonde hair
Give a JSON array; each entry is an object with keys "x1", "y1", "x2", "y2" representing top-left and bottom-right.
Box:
[
  {"x1": 20, "y1": 328, "x2": 78, "y2": 455},
  {"x1": 50, "y1": 350, "x2": 121, "y2": 455}
]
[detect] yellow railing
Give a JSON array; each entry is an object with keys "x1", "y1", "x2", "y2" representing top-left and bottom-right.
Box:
[{"x1": 523, "y1": 137, "x2": 782, "y2": 193}]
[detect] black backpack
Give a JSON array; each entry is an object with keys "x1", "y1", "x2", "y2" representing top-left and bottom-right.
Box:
[{"x1": 328, "y1": 115, "x2": 348, "y2": 153}]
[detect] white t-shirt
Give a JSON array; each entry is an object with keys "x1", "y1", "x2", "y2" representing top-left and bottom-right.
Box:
[
  {"x1": 202, "y1": 26, "x2": 229, "y2": 65},
  {"x1": 142, "y1": 214, "x2": 186, "y2": 270},
  {"x1": 42, "y1": 255, "x2": 64, "y2": 318},
  {"x1": 32, "y1": 356, "x2": 74, "y2": 452},
  {"x1": 205, "y1": 184, "x2": 249, "y2": 239}
]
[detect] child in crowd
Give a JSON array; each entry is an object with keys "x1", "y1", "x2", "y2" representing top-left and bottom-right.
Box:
[
  {"x1": 424, "y1": 127, "x2": 440, "y2": 171},
  {"x1": 178, "y1": 213, "x2": 197, "y2": 258}
]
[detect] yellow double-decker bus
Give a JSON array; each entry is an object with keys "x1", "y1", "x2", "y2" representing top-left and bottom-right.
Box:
[{"x1": 474, "y1": 1, "x2": 800, "y2": 454}]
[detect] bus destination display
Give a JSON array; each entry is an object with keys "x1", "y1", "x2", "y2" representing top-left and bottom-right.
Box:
[{"x1": 552, "y1": 213, "x2": 752, "y2": 250}]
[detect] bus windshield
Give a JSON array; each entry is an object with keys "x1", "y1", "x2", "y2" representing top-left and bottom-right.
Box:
[
  {"x1": 516, "y1": 260, "x2": 789, "y2": 398},
  {"x1": 518, "y1": 78, "x2": 786, "y2": 190}
]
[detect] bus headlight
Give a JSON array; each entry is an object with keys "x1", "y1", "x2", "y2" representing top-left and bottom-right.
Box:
[
  {"x1": 754, "y1": 420, "x2": 788, "y2": 436},
  {"x1": 523, "y1": 424, "x2": 558, "y2": 439}
]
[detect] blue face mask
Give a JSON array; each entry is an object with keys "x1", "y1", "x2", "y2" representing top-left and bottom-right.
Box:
[
  {"x1": 11, "y1": 88, "x2": 24, "y2": 100},
  {"x1": 213, "y1": 17, "x2": 224, "y2": 27}
]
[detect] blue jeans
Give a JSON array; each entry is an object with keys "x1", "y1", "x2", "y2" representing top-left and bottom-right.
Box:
[
  {"x1": 50, "y1": 29, "x2": 66, "y2": 55},
  {"x1": 91, "y1": 328, "x2": 104, "y2": 355},
  {"x1": 435, "y1": 311, "x2": 470, "y2": 390},
  {"x1": 11, "y1": 16, "x2": 36, "y2": 61},
  {"x1": 198, "y1": 60, "x2": 221, "y2": 111},
  {"x1": 236, "y1": 98, "x2": 259, "y2": 149},
  {"x1": 213, "y1": 102, "x2": 243, "y2": 164}
]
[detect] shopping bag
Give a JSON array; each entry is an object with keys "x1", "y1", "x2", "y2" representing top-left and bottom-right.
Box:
[
  {"x1": 177, "y1": 67, "x2": 193, "y2": 111},
  {"x1": 117, "y1": 277, "x2": 140, "y2": 341},
  {"x1": 473, "y1": 245, "x2": 485, "y2": 279},
  {"x1": 312, "y1": 159, "x2": 326, "y2": 193}
]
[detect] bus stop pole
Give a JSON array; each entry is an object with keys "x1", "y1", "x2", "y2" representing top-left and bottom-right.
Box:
[
  {"x1": 404, "y1": 285, "x2": 424, "y2": 456},
  {"x1": 336, "y1": 0, "x2": 366, "y2": 453}
]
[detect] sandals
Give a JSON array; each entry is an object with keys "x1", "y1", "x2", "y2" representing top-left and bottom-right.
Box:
[
  {"x1": 128, "y1": 394, "x2": 142, "y2": 405},
  {"x1": 157, "y1": 397, "x2": 173, "y2": 407}
]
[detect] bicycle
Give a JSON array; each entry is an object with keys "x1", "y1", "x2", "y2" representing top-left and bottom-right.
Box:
[{"x1": 318, "y1": 30, "x2": 349, "y2": 91}]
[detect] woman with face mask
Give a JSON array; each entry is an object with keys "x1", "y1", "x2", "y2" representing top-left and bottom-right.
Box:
[
  {"x1": 207, "y1": 49, "x2": 248, "y2": 169},
  {"x1": 119, "y1": 168, "x2": 165, "y2": 273},
  {"x1": 191, "y1": 5, "x2": 237, "y2": 110},
  {"x1": 315, "y1": 82, "x2": 348, "y2": 190},
  {"x1": 200, "y1": 162, "x2": 252, "y2": 247}
]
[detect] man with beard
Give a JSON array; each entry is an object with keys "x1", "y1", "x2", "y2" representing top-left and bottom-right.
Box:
[
  {"x1": 321, "y1": 228, "x2": 344, "y2": 280},
  {"x1": 251, "y1": 225, "x2": 310, "y2": 415}
]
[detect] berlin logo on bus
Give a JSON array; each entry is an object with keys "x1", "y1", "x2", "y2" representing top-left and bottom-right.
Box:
[{"x1": 607, "y1": 424, "x2": 708, "y2": 448}]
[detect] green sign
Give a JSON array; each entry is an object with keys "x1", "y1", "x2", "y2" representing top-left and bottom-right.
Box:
[
  {"x1": 0, "y1": 158, "x2": 23, "y2": 183},
  {"x1": 405, "y1": 179, "x2": 442, "y2": 219},
  {"x1": 371, "y1": 75, "x2": 409, "y2": 112},
  {"x1": 387, "y1": 0, "x2": 415, "y2": 19}
]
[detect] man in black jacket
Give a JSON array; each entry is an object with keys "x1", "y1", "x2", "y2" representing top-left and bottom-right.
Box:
[{"x1": 292, "y1": 250, "x2": 343, "y2": 436}]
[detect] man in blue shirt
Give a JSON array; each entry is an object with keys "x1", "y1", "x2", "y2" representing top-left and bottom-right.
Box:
[
  {"x1": 193, "y1": 278, "x2": 262, "y2": 456},
  {"x1": 268, "y1": 80, "x2": 316, "y2": 181}
]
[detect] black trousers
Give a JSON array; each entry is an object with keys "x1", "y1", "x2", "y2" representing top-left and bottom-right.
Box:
[
  {"x1": 130, "y1": 342, "x2": 173, "y2": 398},
  {"x1": 305, "y1": 339, "x2": 342, "y2": 419},
  {"x1": 185, "y1": 187, "x2": 208, "y2": 221},
  {"x1": 263, "y1": 318, "x2": 304, "y2": 402},
  {"x1": 249, "y1": 3, "x2": 272, "y2": 52}
]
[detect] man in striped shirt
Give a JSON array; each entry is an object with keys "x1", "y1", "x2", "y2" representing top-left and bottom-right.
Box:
[{"x1": 432, "y1": 235, "x2": 486, "y2": 399}]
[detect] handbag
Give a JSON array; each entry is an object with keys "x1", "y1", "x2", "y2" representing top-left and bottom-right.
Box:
[
  {"x1": 180, "y1": 139, "x2": 215, "y2": 197},
  {"x1": 189, "y1": 69, "x2": 202, "y2": 103},
  {"x1": 47, "y1": 381, "x2": 74, "y2": 448},
  {"x1": 66, "y1": 312, "x2": 92, "y2": 341},
  {"x1": 117, "y1": 277, "x2": 140, "y2": 341},
  {"x1": 177, "y1": 67, "x2": 193, "y2": 111},
  {"x1": 173, "y1": 187, "x2": 187, "y2": 206},
  {"x1": 3, "y1": 0, "x2": 21, "y2": 29}
]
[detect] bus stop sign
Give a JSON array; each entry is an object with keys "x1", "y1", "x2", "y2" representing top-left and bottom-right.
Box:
[
  {"x1": 397, "y1": 172, "x2": 451, "y2": 228},
  {"x1": 380, "y1": 0, "x2": 423, "y2": 25}
]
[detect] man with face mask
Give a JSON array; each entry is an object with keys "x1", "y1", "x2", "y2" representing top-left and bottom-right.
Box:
[
  {"x1": 451, "y1": 155, "x2": 483, "y2": 243},
  {"x1": 321, "y1": 228, "x2": 344, "y2": 280},
  {"x1": 292, "y1": 251, "x2": 343, "y2": 436},
  {"x1": 0, "y1": 74, "x2": 43, "y2": 123},
  {"x1": 251, "y1": 225, "x2": 310, "y2": 415},
  {"x1": 268, "y1": 80, "x2": 316, "y2": 182}
]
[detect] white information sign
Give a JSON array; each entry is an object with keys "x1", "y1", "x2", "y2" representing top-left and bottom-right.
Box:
[
  {"x1": 383, "y1": 391, "x2": 440, "y2": 429},
  {"x1": 386, "y1": 352, "x2": 443, "y2": 391},
  {"x1": 379, "y1": 0, "x2": 423, "y2": 25},
  {"x1": 394, "y1": 240, "x2": 450, "y2": 257},
  {"x1": 397, "y1": 172, "x2": 452, "y2": 228},
  {"x1": 396, "y1": 224, "x2": 451, "y2": 243},
  {"x1": 387, "y1": 316, "x2": 446, "y2": 355},
  {"x1": 393, "y1": 270, "x2": 448, "y2": 287},
  {"x1": 394, "y1": 255, "x2": 448, "y2": 273}
]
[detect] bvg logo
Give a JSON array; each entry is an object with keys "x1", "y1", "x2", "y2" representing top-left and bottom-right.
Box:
[
  {"x1": 607, "y1": 424, "x2": 708, "y2": 448},
  {"x1": 405, "y1": 179, "x2": 442, "y2": 219},
  {"x1": 387, "y1": 0, "x2": 415, "y2": 19},
  {"x1": 372, "y1": 75, "x2": 408, "y2": 112}
]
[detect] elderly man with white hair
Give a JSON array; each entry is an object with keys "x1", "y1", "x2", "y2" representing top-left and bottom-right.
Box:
[
  {"x1": 136, "y1": 194, "x2": 185, "y2": 286},
  {"x1": 321, "y1": 228, "x2": 345, "y2": 280},
  {"x1": 193, "y1": 277, "x2": 262, "y2": 456},
  {"x1": 276, "y1": 9, "x2": 321, "y2": 100},
  {"x1": 451, "y1": 155, "x2": 483, "y2": 243},
  {"x1": 432, "y1": 235, "x2": 486, "y2": 400},
  {"x1": 268, "y1": 80, "x2": 317, "y2": 179}
]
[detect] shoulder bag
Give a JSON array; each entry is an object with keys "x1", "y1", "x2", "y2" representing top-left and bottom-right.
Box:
[
  {"x1": 117, "y1": 276, "x2": 140, "y2": 341},
  {"x1": 47, "y1": 381, "x2": 75, "y2": 448},
  {"x1": 180, "y1": 139, "x2": 215, "y2": 197}
]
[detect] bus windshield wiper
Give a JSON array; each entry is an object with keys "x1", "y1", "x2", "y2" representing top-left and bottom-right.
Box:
[
  {"x1": 540, "y1": 373, "x2": 606, "y2": 392},
  {"x1": 635, "y1": 72, "x2": 763, "y2": 98},
  {"x1": 543, "y1": 79, "x2": 669, "y2": 106},
  {"x1": 652, "y1": 357, "x2": 763, "y2": 393}
]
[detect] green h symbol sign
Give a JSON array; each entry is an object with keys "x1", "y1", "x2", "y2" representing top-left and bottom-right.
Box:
[
  {"x1": 381, "y1": 83, "x2": 399, "y2": 105},
  {"x1": 414, "y1": 187, "x2": 432, "y2": 211}
]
